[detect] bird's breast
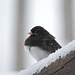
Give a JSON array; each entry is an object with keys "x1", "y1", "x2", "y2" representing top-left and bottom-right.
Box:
[{"x1": 24, "y1": 46, "x2": 50, "y2": 61}]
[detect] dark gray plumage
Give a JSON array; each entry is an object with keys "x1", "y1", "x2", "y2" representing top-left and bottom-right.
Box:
[{"x1": 24, "y1": 26, "x2": 61, "y2": 61}]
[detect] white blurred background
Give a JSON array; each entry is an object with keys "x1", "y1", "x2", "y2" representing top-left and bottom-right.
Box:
[{"x1": 0, "y1": 0, "x2": 75, "y2": 74}]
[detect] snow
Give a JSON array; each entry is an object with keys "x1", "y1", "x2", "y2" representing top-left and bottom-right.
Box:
[{"x1": 17, "y1": 40, "x2": 75, "y2": 75}]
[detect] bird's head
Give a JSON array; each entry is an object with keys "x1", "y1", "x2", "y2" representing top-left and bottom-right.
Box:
[{"x1": 28, "y1": 26, "x2": 50, "y2": 36}]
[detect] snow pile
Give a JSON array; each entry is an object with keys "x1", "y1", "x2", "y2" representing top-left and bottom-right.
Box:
[{"x1": 17, "y1": 40, "x2": 75, "y2": 75}]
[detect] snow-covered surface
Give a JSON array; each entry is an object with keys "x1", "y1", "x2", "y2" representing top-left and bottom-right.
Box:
[{"x1": 17, "y1": 40, "x2": 75, "y2": 75}]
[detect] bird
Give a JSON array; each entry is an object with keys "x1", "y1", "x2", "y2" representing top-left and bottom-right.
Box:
[{"x1": 24, "y1": 26, "x2": 62, "y2": 61}]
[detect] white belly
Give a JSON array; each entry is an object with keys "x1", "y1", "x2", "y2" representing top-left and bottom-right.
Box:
[{"x1": 24, "y1": 46, "x2": 50, "y2": 61}]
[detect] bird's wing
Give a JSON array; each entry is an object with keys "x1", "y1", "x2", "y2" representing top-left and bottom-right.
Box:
[
  {"x1": 41, "y1": 37, "x2": 61, "y2": 53},
  {"x1": 46, "y1": 38, "x2": 62, "y2": 52}
]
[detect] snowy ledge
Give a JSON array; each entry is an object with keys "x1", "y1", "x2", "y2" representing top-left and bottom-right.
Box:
[{"x1": 17, "y1": 40, "x2": 75, "y2": 75}]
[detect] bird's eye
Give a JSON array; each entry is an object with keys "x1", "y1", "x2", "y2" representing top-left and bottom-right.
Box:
[{"x1": 34, "y1": 31, "x2": 38, "y2": 35}]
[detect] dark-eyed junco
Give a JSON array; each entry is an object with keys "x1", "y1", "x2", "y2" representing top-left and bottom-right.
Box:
[{"x1": 24, "y1": 26, "x2": 61, "y2": 61}]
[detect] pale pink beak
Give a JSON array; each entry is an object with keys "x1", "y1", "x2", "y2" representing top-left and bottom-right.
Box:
[{"x1": 28, "y1": 32, "x2": 33, "y2": 35}]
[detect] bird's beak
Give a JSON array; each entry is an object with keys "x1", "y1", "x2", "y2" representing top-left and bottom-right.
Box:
[{"x1": 28, "y1": 32, "x2": 33, "y2": 35}]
